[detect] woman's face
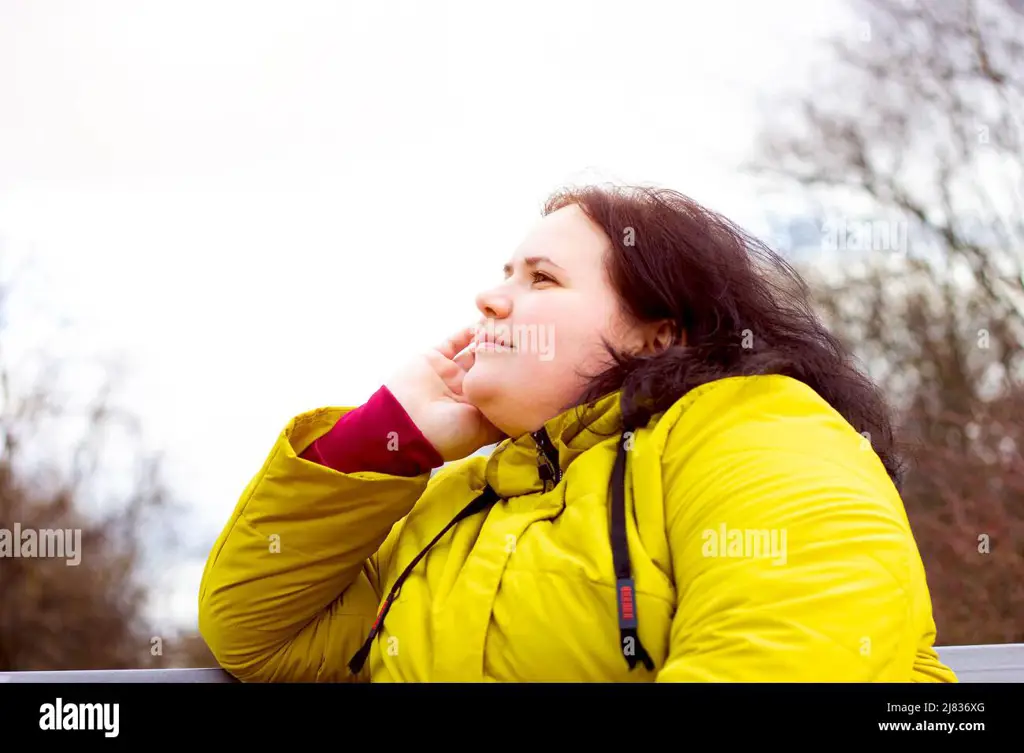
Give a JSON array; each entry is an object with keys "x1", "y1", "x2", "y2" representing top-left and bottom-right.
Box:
[{"x1": 462, "y1": 203, "x2": 649, "y2": 438}]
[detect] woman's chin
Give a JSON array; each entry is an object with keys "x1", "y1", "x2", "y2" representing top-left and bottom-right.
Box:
[
  {"x1": 463, "y1": 362, "x2": 526, "y2": 417},
  {"x1": 464, "y1": 367, "x2": 542, "y2": 439},
  {"x1": 462, "y1": 364, "x2": 502, "y2": 406}
]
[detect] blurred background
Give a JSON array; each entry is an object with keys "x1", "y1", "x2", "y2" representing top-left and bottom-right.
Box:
[{"x1": 0, "y1": 0, "x2": 1021, "y2": 672}]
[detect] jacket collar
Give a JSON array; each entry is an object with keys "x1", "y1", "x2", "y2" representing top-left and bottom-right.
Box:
[{"x1": 482, "y1": 390, "x2": 623, "y2": 499}]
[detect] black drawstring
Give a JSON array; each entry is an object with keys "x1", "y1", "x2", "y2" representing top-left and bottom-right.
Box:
[
  {"x1": 609, "y1": 429, "x2": 655, "y2": 671},
  {"x1": 348, "y1": 426, "x2": 654, "y2": 677},
  {"x1": 347, "y1": 484, "x2": 501, "y2": 675}
]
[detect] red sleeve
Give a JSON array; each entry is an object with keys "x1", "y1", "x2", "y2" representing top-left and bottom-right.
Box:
[{"x1": 300, "y1": 385, "x2": 445, "y2": 477}]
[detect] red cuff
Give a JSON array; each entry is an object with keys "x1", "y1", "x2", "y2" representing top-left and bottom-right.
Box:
[{"x1": 300, "y1": 385, "x2": 444, "y2": 476}]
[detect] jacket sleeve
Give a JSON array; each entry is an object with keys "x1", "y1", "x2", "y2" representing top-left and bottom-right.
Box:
[
  {"x1": 197, "y1": 405, "x2": 431, "y2": 683},
  {"x1": 655, "y1": 375, "x2": 945, "y2": 682}
]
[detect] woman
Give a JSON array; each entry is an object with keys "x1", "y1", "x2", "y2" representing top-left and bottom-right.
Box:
[{"x1": 198, "y1": 185, "x2": 958, "y2": 682}]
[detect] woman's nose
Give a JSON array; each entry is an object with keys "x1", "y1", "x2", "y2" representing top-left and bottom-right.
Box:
[{"x1": 475, "y1": 288, "x2": 512, "y2": 319}]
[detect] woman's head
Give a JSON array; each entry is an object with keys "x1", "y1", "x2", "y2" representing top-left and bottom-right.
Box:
[
  {"x1": 462, "y1": 184, "x2": 903, "y2": 488},
  {"x1": 461, "y1": 201, "x2": 675, "y2": 439}
]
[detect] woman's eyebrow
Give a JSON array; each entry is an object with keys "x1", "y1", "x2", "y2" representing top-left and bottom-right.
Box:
[{"x1": 503, "y1": 255, "x2": 566, "y2": 275}]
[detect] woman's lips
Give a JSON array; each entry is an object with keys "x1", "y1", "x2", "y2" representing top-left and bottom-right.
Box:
[{"x1": 473, "y1": 334, "x2": 515, "y2": 352}]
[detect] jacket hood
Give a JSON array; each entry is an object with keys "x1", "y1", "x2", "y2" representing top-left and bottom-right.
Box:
[{"x1": 481, "y1": 389, "x2": 624, "y2": 498}]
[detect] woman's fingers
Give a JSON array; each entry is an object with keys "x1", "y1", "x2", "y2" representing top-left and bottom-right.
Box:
[
  {"x1": 453, "y1": 348, "x2": 476, "y2": 373},
  {"x1": 448, "y1": 348, "x2": 476, "y2": 396},
  {"x1": 435, "y1": 325, "x2": 477, "y2": 360}
]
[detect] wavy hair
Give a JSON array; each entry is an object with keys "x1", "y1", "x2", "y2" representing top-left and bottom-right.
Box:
[{"x1": 545, "y1": 184, "x2": 905, "y2": 490}]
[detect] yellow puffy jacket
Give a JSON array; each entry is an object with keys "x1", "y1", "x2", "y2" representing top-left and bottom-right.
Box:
[{"x1": 198, "y1": 374, "x2": 957, "y2": 682}]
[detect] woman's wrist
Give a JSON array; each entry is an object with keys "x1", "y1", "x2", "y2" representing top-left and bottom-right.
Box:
[{"x1": 300, "y1": 385, "x2": 445, "y2": 476}]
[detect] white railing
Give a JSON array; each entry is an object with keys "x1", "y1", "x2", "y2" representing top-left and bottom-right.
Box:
[{"x1": 0, "y1": 644, "x2": 1021, "y2": 682}]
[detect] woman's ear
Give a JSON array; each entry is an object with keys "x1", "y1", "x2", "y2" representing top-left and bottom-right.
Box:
[{"x1": 640, "y1": 319, "x2": 679, "y2": 355}]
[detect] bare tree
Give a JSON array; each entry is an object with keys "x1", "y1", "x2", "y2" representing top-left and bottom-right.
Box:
[
  {"x1": 746, "y1": 0, "x2": 1024, "y2": 643},
  {"x1": 0, "y1": 256, "x2": 211, "y2": 671}
]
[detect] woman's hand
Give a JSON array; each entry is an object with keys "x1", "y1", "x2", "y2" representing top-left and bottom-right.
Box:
[{"x1": 385, "y1": 325, "x2": 505, "y2": 462}]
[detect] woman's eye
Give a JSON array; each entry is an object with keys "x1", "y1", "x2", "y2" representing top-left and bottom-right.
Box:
[{"x1": 532, "y1": 271, "x2": 555, "y2": 284}]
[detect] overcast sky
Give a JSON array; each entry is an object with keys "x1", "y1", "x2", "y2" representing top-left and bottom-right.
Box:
[{"x1": 0, "y1": 0, "x2": 855, "y2": 631}]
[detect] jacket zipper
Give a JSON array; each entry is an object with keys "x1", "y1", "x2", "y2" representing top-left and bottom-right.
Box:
[{"x1": 530, "y1": 426, "x2": 562, "y2": 488}]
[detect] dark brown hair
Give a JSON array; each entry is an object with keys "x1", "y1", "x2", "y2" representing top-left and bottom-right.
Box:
[{"x1": 544, "y1": 184, "x2": 905, "y2": 490}]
